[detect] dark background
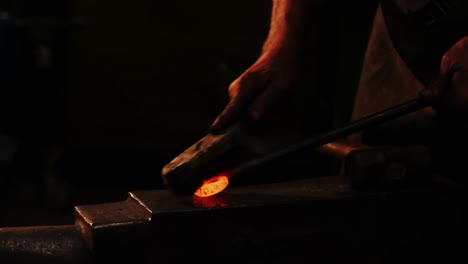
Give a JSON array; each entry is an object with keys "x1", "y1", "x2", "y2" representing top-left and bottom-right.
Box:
[{"x1": 0, "y1": 1, "x2": 377, "y2": 226}]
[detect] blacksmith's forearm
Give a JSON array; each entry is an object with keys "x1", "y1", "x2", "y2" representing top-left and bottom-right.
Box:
[{"x1": 262, "y1": 0, "x2": 318, "y2": 53}]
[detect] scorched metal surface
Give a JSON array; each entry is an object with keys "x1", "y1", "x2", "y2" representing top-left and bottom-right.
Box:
[
  {"x1": 74, "y1": 176, "x2": 464, "y2": 263},
  {"x1": 0, "y1": 176, "x2": 465, "y2": 263}
]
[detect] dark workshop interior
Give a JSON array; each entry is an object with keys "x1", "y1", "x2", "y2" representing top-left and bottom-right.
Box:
[{"x1": 0, "y1": 0, "x2": 467, "y2": 263}]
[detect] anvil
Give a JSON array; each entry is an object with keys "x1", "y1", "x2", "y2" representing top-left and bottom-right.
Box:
[{"x1": 0, "y1": 175, "x2": 465, "y2": 264}]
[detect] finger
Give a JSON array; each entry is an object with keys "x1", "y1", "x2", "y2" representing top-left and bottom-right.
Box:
[
  {"x1": 248, "y1": 82, "x2": 288, "y2": 121},
  {"x1": 209, "y1": 74, "x2": 263, "y2": 133},
  {"x1": 421, "y1": 70, "x2": 453, "y2": 104},
  {"x1": 450, "y1": 70, "x2": 468, "y2": 109},
  {"x1": 421, "y1": 50, "x2": 460, "y2": 105},
  {"x1": 209, "y1": 100, "x2": 243, "y2": 134}
]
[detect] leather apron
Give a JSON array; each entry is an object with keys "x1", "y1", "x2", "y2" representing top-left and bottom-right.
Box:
[{"x1": 348, "y1": 0, "x2": 468, "y2": 146}]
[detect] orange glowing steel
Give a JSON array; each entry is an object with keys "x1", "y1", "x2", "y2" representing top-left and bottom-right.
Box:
[{"x1": 194, "y1": 175, "x2": 229, "y2": 197}]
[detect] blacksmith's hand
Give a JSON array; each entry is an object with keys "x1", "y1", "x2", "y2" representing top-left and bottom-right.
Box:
[
  {"x1": 208, "y1": 43, "x2": 302, "y2": 134},
  {"x1": 432, "y1": 35, "x2": 468, "y2": 116}
]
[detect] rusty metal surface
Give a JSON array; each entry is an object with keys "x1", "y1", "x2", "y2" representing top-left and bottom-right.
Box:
[
  {"x1": 74, "y1": 197, "x2": 152, "y2": 257},
  {"x1": 0, "y1": 225, "x2": 92, "y2": 264},
  {"x1": 0, "y1": 175, "x2": 464, "y2": 263},
  {"x1": 73, "y1": 175, "x2": 466, "y2": 263},
  {"x1": 132, "y1": 176, "x2": 351, "y2": 212},
  {"x1": 75, "y1": 176, "x2": 352, "y2": 257}
]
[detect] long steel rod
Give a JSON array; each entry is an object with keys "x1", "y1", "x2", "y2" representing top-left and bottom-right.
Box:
[{"x1": 230, "y1": 97, "x2": 430, "y2": 177}]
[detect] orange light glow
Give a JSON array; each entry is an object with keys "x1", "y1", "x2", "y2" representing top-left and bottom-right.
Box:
[{"x1": 194, "y1": 175, "x2": 229, "y2": 197}]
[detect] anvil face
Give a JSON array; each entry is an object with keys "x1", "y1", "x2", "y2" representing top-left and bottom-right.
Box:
[
  {"x1": 0, "y1": 176, "x2": 464, "y2": 263},
  {"x1": 74, "y1": 176, "x2": 463, "y2": 263}
]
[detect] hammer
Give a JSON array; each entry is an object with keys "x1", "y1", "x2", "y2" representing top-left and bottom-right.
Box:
[{"x1": 161, "y1": 78, "x2": 444, "y2": 196}]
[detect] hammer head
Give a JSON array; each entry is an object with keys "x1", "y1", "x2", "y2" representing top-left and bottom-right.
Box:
[
  {"x1": 345, "y1": 146, "x2": 433, "y2": 190},
  {"x1": 161, "y1": 123, "x2": 247, "y2": 196}
]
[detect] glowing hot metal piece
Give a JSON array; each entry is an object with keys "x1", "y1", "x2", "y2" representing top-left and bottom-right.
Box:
[{"x1": 194, "y1": 175, "x2": 229, "y2": 197}]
